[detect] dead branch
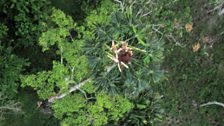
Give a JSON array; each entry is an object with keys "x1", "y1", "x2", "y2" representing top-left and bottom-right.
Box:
[
  {"x1": 48, "y1": 78, "x2": 92, "y2": 103},
  {"x1": 200, "y1": 101, "x2": 224, "y2": 108}
]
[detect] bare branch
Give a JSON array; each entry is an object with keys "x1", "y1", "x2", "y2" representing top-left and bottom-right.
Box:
[
  {"x1": 142, "y1": 11, "x2": 152, "y2": 17},
  {"x1": 0, "y1": 106, "x2": 21, "y2": 112},
  {"x1": 200, "y1": 101, "x2": 224, "y2": 108},
  {"x1": 78, "y1": 88, "x2": 88, "y2": 99},
  {"x1": 48, "y1": 61, "x2": 118, "y2": 103},
  {"x1": 0, "y1": 94, "x2": 22, "y2": 120},
  {"x1": 48, "y1": 78, "x2": 92, "y2": 103},
  {"x1": 219, "y1": 8, "x2": 224, "y2": 15},
  {"x1": 207, "y1": 2, "x2": 224, "y2": 16},
  {"x1": 208, "y1": 2, "x2": 224, "y2": 13}
]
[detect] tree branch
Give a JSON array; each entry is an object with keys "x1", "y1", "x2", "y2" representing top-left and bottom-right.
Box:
[
  {"x1": 208, "y1": 2, "x2": 223, "y2": 13},
  {"x1": 219, "y1": 8, "x2": 224, "y2": 15},
  {"x1": 48, "y1": 78, "x2": 92, "y2": 103},
  {"x1": 0, "y1": 96, "x2": 21, "y2": 121},
  {"x1": 48, "y1": 63, "x2": 117, "y2": 103},
  {"x1": 0, "y1": 106, "x2": 21, "y2": 112},
  {"x1": 200, "y1": 101, "x2": 224, "y2": 108},
  {"x1": 208, "y1": 2, "x2": 224, "y2": 16}
]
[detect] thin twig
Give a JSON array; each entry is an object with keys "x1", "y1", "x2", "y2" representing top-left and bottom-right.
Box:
[
  {"x1": 60, "y1": 46, "x2": 63, "y2": 64},
  {"x1": 142, "y1": 11, "x2": 152, "y2": 17},
  {"x1": 78, "y1": 88, "x2": 88, "y2": 99}
]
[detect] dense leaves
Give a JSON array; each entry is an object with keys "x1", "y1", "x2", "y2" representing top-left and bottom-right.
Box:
[
  {"x1": 0, "y1": 0, "x2": 51, "y2": 47},
  {"x1": 20, "y1": 6, "x2": 133, "y2": 125},
  {"x1": 0, "y1": 24, "x2": 26, "y2": 97},
  {"x1": 21, "y1": 8, "x2": 89, "y2": 98},
  {"x1": 1, "y1": 0, "x2": 223, "y2": 125},
  {"x1": 0, "y1": 24, "x2": 25, "y2": 122},
  {"x1": 118, "y1": 90, "x2": 164, "y2": 126},
  {"x1": 19, "y1": 0, "x2": 166, "y2": 125},
  {"x1": 54, "y1": 92, "x2": 133, "y2": 126},
  {"x1": 84, "y1": 0, "x2": 165, "y2": 98}
]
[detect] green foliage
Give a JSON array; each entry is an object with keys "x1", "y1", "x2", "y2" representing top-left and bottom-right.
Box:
[
  {"x1": 81, "y1": 81, "x2": 96, "y2": 94},
  {"x1": 21, "y1": 8, "x2": 89, "y2": 98},
  {"x1": 0, "y1": 24, "x2": 8, "y2": 40},
  {"x1": 21, "y1": 59, "x2": 74, "y2": 99},
  {"x1": 208, "y1": 0, "x2": 223, "y2": 5},
  {"x1": 118, "y1": 91, "x2": 164, "y2": 126},
  {"x1": 0, "y1": 92, "x2": 21, "y2": 122},
  {"x1": 161, "y1": 41, "x2": 224, "y2": 125},
  {"x1": 20, "y1": 7, "x2": 134, "y2": 125},
  {"x1": 53, "y1": 93, "x2": 86, "y2": 119},
  {"x1": 0, "y1": 24, "x2": 26, "y2": 122},
  {"x1": 0, "y1": 52, "x2": 24, "y2": 93},
  {"x1": 19, "y1": 1, "x2": 168, "y2": 125},
  {"x1": 84, "y1": 0, "x2": 165, "y2": 98},
  {"x1": 0, "y1": 26, "x2": 25, "y2": 98},
  {"x1": 85, "y1": 0, "x2": 115, "y2": 29},
  {"x1": 96, "y1": 92, "x2": 134, "y2": 121},
  {"x1": 16, "y1": 0, "x2": 205, "y2": 125},
  {"x1": 50, "y1": 0, "x2": 101, "y2": 22},
  {"x1": 159, "y1": 0, "x2": 224, "y2": 125},
  {"x1": 2, "y1": 89, "x2": 60, "y2": 126},
  {"x1": 0, "y1": 0, "x2": 58, "y2": 73},
  {"x1": 54, "y1": 92, "x2": 133, "y2": 126},
  {"x1": 21, "y1": 71, "x2": 55, "y2": 99},
  {"x1": 0, "y1": 0, "x2": 51, "y2": 46},
  {"x1": 39, "y1": 8, "x2": 89, "y2": 80},
  {"x1": 39, "y1": 8, "x2": 75, "y2": 51}
]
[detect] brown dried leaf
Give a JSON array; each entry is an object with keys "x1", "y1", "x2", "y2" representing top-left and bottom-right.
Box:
[
  {"x1": 192, "y1": 42, "x2": 200, "y2": 52},
  {"x1": 185, "y1": 23, "x2": 193, "y2": 32}
]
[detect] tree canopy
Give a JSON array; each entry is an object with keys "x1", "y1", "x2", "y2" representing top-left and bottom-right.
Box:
[{"x1": 0, "y1": 0, "x2": 224, "y2": 125}]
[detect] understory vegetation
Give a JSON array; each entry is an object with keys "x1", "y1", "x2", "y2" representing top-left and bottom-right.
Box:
[{"x1": 0, "y1": 0, "x2": 223, "y2": 126}]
